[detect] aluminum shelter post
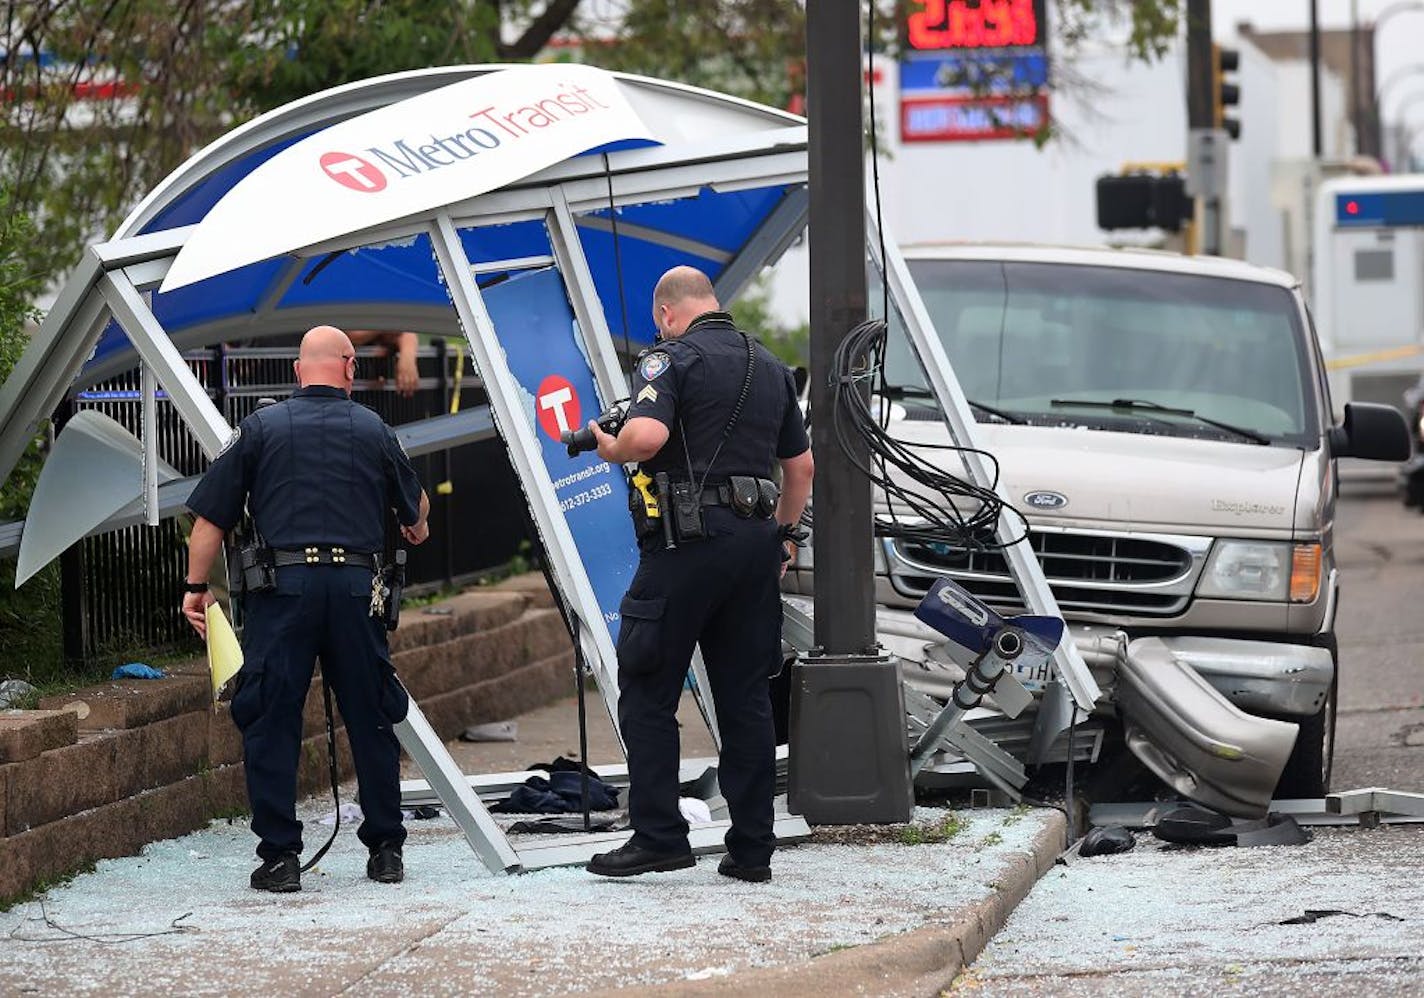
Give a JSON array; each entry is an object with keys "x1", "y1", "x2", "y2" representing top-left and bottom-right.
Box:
[
  {"x1": 394, "y1": 695, "x2": 521, "y2": 874},
  {"x1": 140, "y1": 365, "x2": 159, "y2": 526},
  {"x1": 97, "y1": 271, "x2": 232, "y2": 458}
]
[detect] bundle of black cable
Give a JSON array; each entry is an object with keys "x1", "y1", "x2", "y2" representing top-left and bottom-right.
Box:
[{"x1": 828, "y1": 317, "x2": 1029, "y2": 553}]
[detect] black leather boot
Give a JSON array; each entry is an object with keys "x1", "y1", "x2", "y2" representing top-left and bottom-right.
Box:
[{"x1": 587, "y1": 841, "x2": 696, "y2": 878}]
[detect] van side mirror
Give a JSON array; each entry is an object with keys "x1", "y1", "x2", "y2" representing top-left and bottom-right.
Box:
[{"x1": 1328, "y1": 402, "x2": 1411, "y2": 461}]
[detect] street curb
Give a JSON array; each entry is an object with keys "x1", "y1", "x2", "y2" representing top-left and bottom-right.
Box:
[{"x1": 619, "y1": 808, "x2": 1068, "y2": 997}]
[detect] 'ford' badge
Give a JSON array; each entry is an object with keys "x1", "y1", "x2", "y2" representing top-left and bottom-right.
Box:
[{"x1": 1024, "y1": 490, "x2": 1068, "y2": 511}]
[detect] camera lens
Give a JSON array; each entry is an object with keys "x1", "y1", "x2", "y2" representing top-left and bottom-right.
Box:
[{"x1": 561, "y1": 427, "x2": 596, "y2": 456}]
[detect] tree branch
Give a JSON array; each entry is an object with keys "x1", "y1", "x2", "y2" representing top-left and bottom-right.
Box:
[{"x1": 498, "y1": 0, "x2": 580, "y2": 59}]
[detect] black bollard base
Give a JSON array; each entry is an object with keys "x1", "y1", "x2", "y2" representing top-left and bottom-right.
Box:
[{"x1": 787, "y1": 653, "x2": 914, "y2": 824}]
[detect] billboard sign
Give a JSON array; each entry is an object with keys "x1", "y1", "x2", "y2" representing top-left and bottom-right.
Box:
[{"x1": 900, "y1": 0, "x2": 1051, "y2": 144}]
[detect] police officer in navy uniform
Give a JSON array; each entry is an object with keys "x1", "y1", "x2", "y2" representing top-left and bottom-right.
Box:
[
  {"x1": 585, "y1": 267, "x2": 813, "y2": 882},
  {"x1": 180, "y1": 325, "x2": 430, "y2": 893}
]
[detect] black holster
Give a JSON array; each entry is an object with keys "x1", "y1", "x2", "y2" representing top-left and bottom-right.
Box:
[
  {"x1": 237, "y1": 542, "x2": 275, "y2": 595},
  {"x1": 378, "y1": 550, "x2": 407, "y2": 631}
]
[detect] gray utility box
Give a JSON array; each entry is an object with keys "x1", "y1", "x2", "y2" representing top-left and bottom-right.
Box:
[{"x1": 787, "y1": 654, "x2": 914, "y2": 824}]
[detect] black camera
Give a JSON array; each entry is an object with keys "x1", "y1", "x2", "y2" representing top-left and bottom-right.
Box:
[{"x1": 561, "y1": 401, "x2": 627, "y2": 457}]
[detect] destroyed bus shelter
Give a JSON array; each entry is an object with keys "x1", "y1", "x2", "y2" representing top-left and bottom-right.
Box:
[{"x1": 0, "y1": 64, "x2": 1095, "y2": 871}]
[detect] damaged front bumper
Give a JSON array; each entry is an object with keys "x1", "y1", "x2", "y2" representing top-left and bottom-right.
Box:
[
  {"x1": 1141, "y1": 636, "x2": 1333, "y2": 718},
  {"x1": 1116, "y1": 637, "x2": 1304, "y2": 818},
  {"x1": 1112, "y1": 635, "x2": 1332, "y2": 818},
  {"x1": 788, "y1": 600, "x2": 1333, "y2": 817}
]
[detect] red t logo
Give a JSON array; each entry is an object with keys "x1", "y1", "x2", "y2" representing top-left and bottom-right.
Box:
[
  {"x1": 319, "y1": 151, "x2": 387, "y2": 193},
  {"x1": 536, "y1": 375, "x2": 581, "y2": 442}
]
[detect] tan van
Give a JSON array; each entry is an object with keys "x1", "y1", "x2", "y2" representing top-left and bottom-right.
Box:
[{"x1": 786, "y1": 244, "x2": 1409, "y2": 808}]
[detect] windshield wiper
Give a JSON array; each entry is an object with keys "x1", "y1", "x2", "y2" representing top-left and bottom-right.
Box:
[
  {"x1": 966, "y1": 399, "x2": 1027, "y2": 424},
  {"x1": 1049, "y1": 397, "x2": 1271, "y2": 445},
  {"x1": 882, "y1": 385, "x2": 1027, "y2": 424}
]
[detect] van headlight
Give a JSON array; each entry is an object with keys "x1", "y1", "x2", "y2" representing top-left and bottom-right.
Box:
[{"x1": 1198, "y1": 540, "x2": 1321, "y2": 602}]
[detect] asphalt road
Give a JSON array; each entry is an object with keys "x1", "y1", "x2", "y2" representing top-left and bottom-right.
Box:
[{"x1": 963, "y1": 490, "x2": 1424, "y2": 995}]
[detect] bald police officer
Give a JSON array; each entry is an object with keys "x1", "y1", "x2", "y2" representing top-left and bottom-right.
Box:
[
  {"x1": 181, "y1": 325, "x2": 430, "y2": 893},
  {"x1": 586, "y1": 267, "x2": 813, "y2": 882}
]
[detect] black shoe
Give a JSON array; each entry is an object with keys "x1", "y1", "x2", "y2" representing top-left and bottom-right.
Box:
[
  {"x1": 587, "y1": 842, "x2": 696, "y2": 878},
  {"x1": 367, "y1": 844, "x2": 404, "y2": 884},
  {"x1": 717, "y1": 854, "x2": 771, "y2": 883},
  {"x1": 250, "y1": 853, "x2": 301, "y2": 893}
]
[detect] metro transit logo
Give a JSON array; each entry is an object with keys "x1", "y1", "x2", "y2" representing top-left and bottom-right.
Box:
[
  {"x1": 536, "y1": 374, "x2": 582, "y2": 443},
  {"x1": 319, "y1": 151, "x2": 387, "y2": 193}
]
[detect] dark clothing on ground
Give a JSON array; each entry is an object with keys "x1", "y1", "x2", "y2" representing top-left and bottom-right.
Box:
[
  {"x1": 188, "y1": 385, "x2": 424, "y2": 862},
  {"x1": 616, "y1": 311, "x2": 810, "y2": 867}
]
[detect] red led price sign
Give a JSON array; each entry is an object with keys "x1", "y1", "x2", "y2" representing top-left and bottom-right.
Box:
[{"x1": 907, "y1": 0, "x2": 1045, "y2": 51}]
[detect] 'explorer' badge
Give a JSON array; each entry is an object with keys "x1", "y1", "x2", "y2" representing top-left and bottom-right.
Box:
[{"x1": 1024, "y1": 490, "x2": 1068, "y2": 511}]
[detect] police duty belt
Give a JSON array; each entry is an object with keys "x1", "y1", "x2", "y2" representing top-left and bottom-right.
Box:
[{"x1": 271, "y1": 547, "x2": 379, "y2": 569}]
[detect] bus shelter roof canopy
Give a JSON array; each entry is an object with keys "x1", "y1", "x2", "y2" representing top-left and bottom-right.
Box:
[{"x1": 0, "y1": 64, "x2": 809, "y2": 499}]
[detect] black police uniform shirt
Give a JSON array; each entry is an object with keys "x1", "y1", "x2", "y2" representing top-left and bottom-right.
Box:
[
  {"x1": 186, "y1": 385, "x2": 423, "y2": 553},
  {"x1": 628, "y1": 311, "x2": 809, "y2": 483}
]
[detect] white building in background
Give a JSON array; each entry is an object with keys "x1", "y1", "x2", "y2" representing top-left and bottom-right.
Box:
[{"x1": 767, "y1": 17, "x2": 1360, "y2": 327}]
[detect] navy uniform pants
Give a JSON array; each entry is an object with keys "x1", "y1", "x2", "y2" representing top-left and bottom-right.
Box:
[
  {"x1": 230, "y1": 564, "x2": 409, "y2": 861},
  {"x1": 616, "y1": 509, "x2": 782, "y2": 866}
]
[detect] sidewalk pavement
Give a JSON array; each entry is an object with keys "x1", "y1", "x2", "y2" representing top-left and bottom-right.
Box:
[{"x1": 0, "y1": 692, "x2": 1065, "y2": 997}]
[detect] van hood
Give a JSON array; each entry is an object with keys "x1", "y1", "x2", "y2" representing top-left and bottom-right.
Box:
[{"x1": 889, "y1": 420, "x2": 1313, "y2": 534}]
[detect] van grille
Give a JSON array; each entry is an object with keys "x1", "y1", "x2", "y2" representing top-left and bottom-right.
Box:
[{"x1": 887, "y1": 531, "x2": 1197, "y2": 616}]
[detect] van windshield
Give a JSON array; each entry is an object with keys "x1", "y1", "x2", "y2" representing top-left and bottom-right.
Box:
[{"x1": 886, "y1": 260, "x2": 1317, "y2": 446}]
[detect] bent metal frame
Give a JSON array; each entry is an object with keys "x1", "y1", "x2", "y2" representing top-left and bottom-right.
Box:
[{"x1": 0, "y1": 80, "x2": 1096, "y2": 876}]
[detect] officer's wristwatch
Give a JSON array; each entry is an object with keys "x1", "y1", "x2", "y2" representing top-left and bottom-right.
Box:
[{"x1": 182, "y1": 581, "x2": 209, "y2": 594}]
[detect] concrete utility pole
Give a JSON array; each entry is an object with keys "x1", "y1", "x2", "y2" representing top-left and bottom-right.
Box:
[
  {"x1": 1185, "y1": 0, "x2": 1224, "y2": 255},
  {"x1": 806, "y1": 6, "x2": 873, "y2": 659},
  {"x1": 789, "y1": 3, "x2": 913, "y2": 824}
]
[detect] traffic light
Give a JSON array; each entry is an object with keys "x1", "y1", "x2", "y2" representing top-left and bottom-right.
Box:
[
  {"x1": 1213, "y1": 44, "x2": 1241, "y2": 140},
  {"x1": 1096, "y1": 173, "x2": 1192, "y2": 233}
]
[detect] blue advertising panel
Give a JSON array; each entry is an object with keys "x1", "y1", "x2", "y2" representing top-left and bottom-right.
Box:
[
  {"x1": 482, "y1": 266, "x2": 639, "y2": 636},
  {"x1": 899, "y1": 51, "x2": 1049, "y2": 95}
]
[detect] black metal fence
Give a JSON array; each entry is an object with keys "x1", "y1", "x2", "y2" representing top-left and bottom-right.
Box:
[{"x1": 62, "y1": 340, "x2": 532, "y2": 662}]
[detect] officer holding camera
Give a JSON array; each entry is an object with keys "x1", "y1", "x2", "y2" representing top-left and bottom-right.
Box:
[
  {"x1": 583, "y1": 266, "x2": 813, "y2": 883},
  {"x1": 180, "y1": 325, "x2": 430, "y2": 893}
]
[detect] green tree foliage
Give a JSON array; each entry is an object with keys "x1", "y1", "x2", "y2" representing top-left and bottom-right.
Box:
[
  {"x1": 0, "y1": 0, "x2": 577, "y2": 285},
  {"x1": 573, "y1": 0, "x2": 807, "y2": 109},
  {"x1": 0, "y1": 191, "x2": 42, "y2": 517},
  {"x1": 729, "y1": 274, "x2": 808, "y2": 368},
  {"x1": 0, "y1": 191, "x2": 62, "y2": 684}
]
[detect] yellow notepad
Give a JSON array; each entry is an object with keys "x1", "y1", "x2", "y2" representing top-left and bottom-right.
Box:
[{"x1": 205, "y1": 602, "x2": 244, "y2": 703}]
